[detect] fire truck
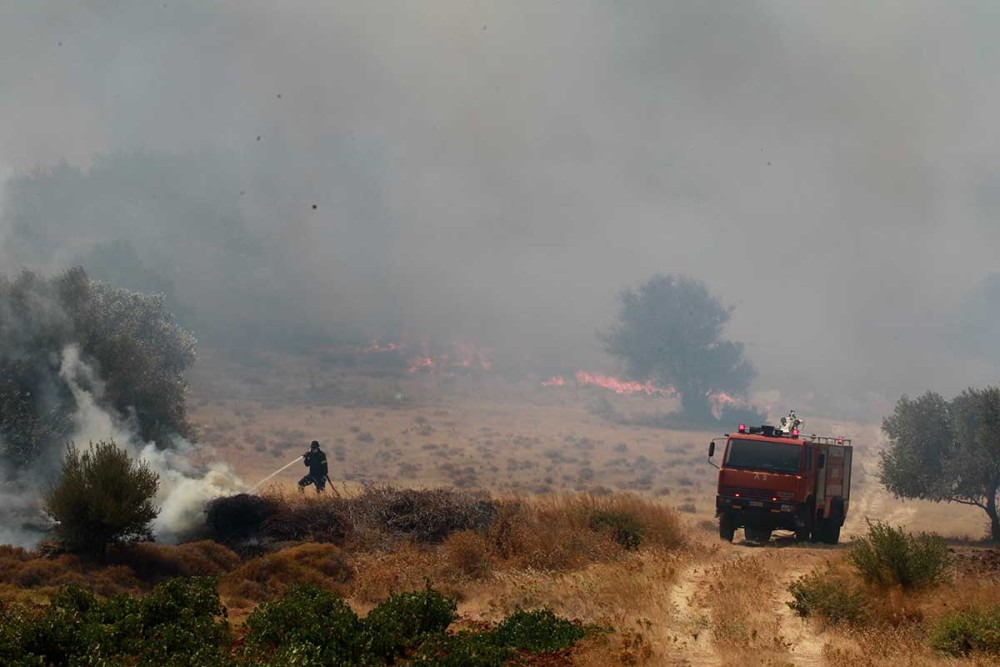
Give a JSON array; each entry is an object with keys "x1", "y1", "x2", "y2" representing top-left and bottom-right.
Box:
[{"x1": 708, "y1": 412, "x2": 853, "y2": 544}]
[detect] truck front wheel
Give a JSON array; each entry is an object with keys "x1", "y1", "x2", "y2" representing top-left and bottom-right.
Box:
[{"x1": 719, "y1": 514, "x2": 736, "y2": 542}]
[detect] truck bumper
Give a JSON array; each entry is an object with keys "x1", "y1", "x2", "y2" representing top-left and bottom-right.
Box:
[{"x1": 716, "y1": 496, "x2": 804, "y2": 530}]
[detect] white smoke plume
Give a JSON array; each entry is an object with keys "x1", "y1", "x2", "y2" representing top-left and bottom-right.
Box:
[{"x1": 44, "y1": 345, "x2": 245, "y2": 545}]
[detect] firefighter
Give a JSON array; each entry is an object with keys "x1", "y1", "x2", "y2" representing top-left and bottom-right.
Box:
[{"x1": 298, "y1": 440, "x2": 329, "y2": 493}]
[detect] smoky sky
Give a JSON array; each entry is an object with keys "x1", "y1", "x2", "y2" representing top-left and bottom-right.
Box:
[{"x1": 2, "y1": 1, "x2": 1000, "y2": 414}]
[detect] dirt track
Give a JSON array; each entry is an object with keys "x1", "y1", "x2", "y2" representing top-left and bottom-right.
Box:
[{"x1": 665, "y1": 534, "x2": 842, "y2": 666}]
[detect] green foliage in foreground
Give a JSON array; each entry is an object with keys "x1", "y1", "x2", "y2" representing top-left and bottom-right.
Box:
[
  {"x1": 848, "y1": 520, "x2": 951, "y2": 590},
  {"x1": 930, "y1": 605, "x2": 1000, "y2": 657},
  {"x1": 0, "y1": 579, "x2": 590, "y2": 666},
  {"x1": 787, "y1": 569, "x2": 868, "y2": 625}
]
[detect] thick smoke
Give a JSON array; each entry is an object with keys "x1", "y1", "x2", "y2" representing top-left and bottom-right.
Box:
[
  {"x1": 0, "y1": 345, "x2": 243, "y2": 548},
  {"x1": 2, "y1": 2, "x2": 1000, "y2": 417}
]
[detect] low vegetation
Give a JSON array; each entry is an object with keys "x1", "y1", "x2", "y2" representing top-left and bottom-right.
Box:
[
  {"x1": 0, "y1": 578, "x2": 589, "y2": 666},
  {"x1": 930, "y1": 605, "x2": 1000, "y2": 657},
  {"x1": 45, "y1": 440, "x2": 160, "y2": 558},
  {"x1": 848, "y1": 520, "x2": 952, "y2": 590}
]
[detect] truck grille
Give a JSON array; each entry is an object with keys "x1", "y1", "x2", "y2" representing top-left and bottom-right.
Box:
[{"x1": 719, "y1": 486, "x2": 794, "y2": 501}]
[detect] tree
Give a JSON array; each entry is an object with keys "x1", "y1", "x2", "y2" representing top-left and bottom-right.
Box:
[
  {"x1": 602, "y1": 274, "x2": 756, "y2": 420},
  {"x1": 0, "y1": 267, "x2": 196, "y2": 467},
  {"x1": 45, "y1": 440, "x2": 160, "y2": 557},
  {"x1": 880, "y1": 388, "x2": 1000, "y2": 542}
]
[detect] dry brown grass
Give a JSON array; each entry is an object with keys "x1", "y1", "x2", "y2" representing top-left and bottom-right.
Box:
[{"x1": 703, "y1": 554, "x2": 792, "y2": 665}]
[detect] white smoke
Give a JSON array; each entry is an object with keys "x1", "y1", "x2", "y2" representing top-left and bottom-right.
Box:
[{"x1": 57, "y1": 345, "x2": 245, "y2": 543}]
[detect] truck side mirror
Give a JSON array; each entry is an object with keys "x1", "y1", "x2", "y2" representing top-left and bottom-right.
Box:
[
  {"x1": 818, "y1": 453, "x2": 826, "y2": 469},
  {"x1": 707, "y1": 440, "x2": 719, "y2": 469}
]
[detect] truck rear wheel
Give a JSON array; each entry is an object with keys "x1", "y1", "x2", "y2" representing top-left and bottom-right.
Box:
[
  {"x1": 823, "y1": 523, "x2": 841, "y2": 545},
  {"x1": 719, "y1": 515, "x2": 736, "y2": 542}
]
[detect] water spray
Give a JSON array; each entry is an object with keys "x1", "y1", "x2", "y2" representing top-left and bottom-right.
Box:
[{"x1": 249, "y1": 455, "x2": 303, "y2": 492}]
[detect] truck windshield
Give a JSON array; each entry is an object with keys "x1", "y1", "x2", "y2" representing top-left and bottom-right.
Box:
[{"x1": 724, "y1": 438, "x2": 801, "y2": 474}]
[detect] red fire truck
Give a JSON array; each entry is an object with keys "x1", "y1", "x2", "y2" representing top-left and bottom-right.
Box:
[{"x1": 708, "y1": 413, "x2": 853, "y2": 544}]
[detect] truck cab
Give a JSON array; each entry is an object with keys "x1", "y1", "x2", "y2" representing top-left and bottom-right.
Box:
[{"x1": 708, "y1": 417, "x2": 852, "y2": 544}]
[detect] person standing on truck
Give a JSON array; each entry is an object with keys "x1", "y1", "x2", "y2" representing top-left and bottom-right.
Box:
[{"x1": 298, "y1": 440, "x2": 329, "y2": 493}]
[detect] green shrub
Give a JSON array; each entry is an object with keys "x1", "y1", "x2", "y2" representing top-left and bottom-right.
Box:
[
  {"x1": 588, "y1": 510, "x2": 643, "y2": 550},
  {"x1": 787, "y1": 570, "x2": 868, "y2": 625},
  {"x1": 930, "y1": 606, "x2": 1000, "y2": 657},
  {"x1": 134, "y1": 577, "x2": 231, "y2": 666},
  {"x1": 45, "y1": 440, "x2": 159, "y2": 558},
  {"x1": 242, "y1": 585, "x2": 361, "y2": 666},
  {"x1": 409, "y1": 633, "x2": 514, "y2": 667},
  {"x1": 360, "y1": 582, "x2": 457, "y2": 662},
  {"x1": 0, "y1": 579, "x2": 230, "y2": 667},
  {"x1": 492, "y1": 607, "x2": 587, "y2": 652},
  {"x1": 848, "y1": 520, "x2": 951, "y2": 589}
]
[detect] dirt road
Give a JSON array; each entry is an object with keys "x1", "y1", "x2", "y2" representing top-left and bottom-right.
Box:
[{"x1": 665, "y1": 535, "x2": 838, "y2": 666}]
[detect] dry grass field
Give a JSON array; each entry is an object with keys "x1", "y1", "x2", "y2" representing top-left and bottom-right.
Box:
[{"x1": 5, "y1": 347, "x2": 999, "y2": 665}]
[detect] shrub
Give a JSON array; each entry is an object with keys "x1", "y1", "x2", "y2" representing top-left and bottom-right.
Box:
[
  {"x1": 261, "y1": 499, "x2": 352, "y2": 545},
  {"x1": 242, "y1": 585, "x2": 362, "y2": 666},
  {"x1": 787, "y1": 569, "x2": 868, "y2": 625},
  {"x1": 45, "y1": 440, "x2": 160, "y2": 557},
  {"x1": 349, "y1": 486, "x2": 497, "y2": 543},
  {"x1": 0, "y1": 579, "x2": 230, "y2": 667},
  {"x1": 221, "y1": 543, "x2": 352, "y2": 603},
  {"x1": 111, "y1": 541, "x2": 240, "y2": 581},
  {"x1": 849, "y1": 520, "x2": 951, "y2": 589},
  {"x1": 492, "y1": 607, "x2": 587, "y2": 652},
  {"x1": 409, "y1": 633, "x2": 514, "y2": 667},
  {"x1": 443, "y1": 530, "x2": 493, "y2": 579},
  {"x1": 930, "y1": 605, "x2": 1000, "y2": 657},
  {"x1": 204, "y1": 494, "x2": 280, "y2": 544},
  {"x1": 359, "y1": 582, "x2": 458, "y2": 662},
  {"x1": 589, "y1": 510, "x2": 643, "y2": 550}
]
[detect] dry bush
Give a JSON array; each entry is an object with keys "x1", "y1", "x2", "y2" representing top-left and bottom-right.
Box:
[
  {"x1": 346, "y1": 485, "x2": 497, "y2": 544},
  {"x1": 8, "y1": 555, "x2": 92, "y2": 589},
  {"x1": 204, "y1": 493, "x2": 280, "y2": 544},
  {"x1": 443, "y1": 529, "x2": 494, "y2": 579},
  {"x1": 581, "y1": 494, "x2": 685, "y2": 551},
  {"x1": 109, "y1": 540, "x2": 240, "y2": 581},
  {"x1": 498, "y1": 497, "x2": 618, "y2": 571},
  {"x1": 220, "y1": 542, "x2": 352, "y2": 604},
  {"x1": 349, "y1": 541, "x2": 448, "y2": 605},
  {"x1": 261, "y1": 495, "x2": 353, "y2": 545}
]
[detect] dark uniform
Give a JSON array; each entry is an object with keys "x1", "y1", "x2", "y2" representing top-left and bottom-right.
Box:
[{"x1": 298, "y1": 441, "x2": 328, "y2": 493}]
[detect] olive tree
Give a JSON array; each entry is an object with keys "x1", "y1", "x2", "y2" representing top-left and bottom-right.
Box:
[
  {"x1": 880, "y1": 388, "x2": 1000, "y2": 541},
  {"x1": 602, "y1": 274, "x2": 756, "y2": 421},
  {"x1": 46, "y1": 440, "x2": 159, "y2": 557},
  {"x1": 0, "y1": 267, "x2": 196, "y2": 468}
]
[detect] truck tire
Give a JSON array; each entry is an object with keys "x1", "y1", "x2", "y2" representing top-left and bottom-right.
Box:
[
  {"x1": 795, "y1": 526, "x2": 810, "y2": 542},
  {"x1": 809, "y1": 519, "x2": 826, "y2": 543},
  {"x1": 823, "y1": 523, "x2": 841, "y2": 545},
  {"x1": 719, "y1": 514, "x2": 736, "y2": 542}
]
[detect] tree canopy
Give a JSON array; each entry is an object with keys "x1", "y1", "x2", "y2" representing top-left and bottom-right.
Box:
[
  {"x1": 45, "y1": 440, "x2": 159, "y2": 557},
  {"x1": 602, "y1": 274, "x2": 756, "y2": 421},
  {"x1": 880, "y1": 387, "x2": 1000, "y2": 541},
  {"x1": 0, "y1": 267, "x2": 196, "y2": 468}
]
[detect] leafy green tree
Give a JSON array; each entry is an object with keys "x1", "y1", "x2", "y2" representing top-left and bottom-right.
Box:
[
  {"x1": 881, "y1": 388, "x2": 1000, "y2": 541},
  {"x1": 45, "y1": 440, "x2": 159, "y2": 557},
  {"x1": 602, "y1": 274, "x2": 755, "y2": 420}
]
